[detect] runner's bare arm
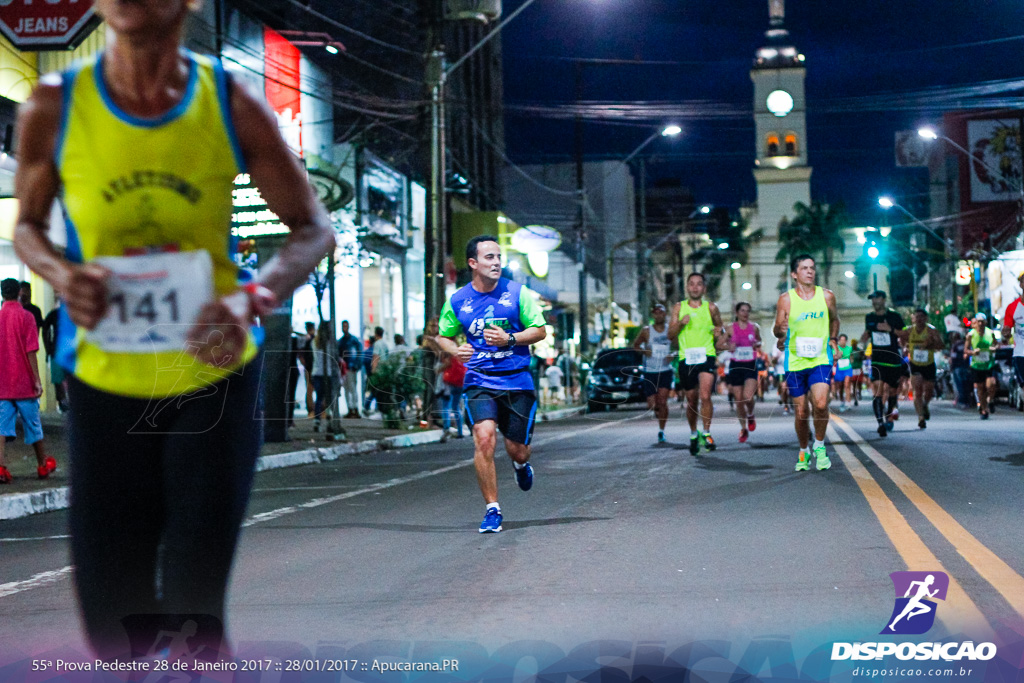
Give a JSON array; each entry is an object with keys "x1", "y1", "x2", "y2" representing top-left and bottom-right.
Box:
[
  {"x1": 753, "y1": 323, "x2": 763, "y2": 347},
  {"x1": 824, "y1": 289, "x2": 841, "y2": 357},
  {"x1": 13, "y1": 78, "x2": 112, "y2": 330},
  {"x1": 632, "y1": 326, "x2": 650, "y2": 354},
  {"x1": 772, "y1": 292, "x2": 790, "y2": 340},
  {"x1": 709, "y1": 303, "x2": 728, "y2": 350},
  {"x1": 436, "y1": 335, "x2": 473, "y2": 362},
  {"x1": 231, "y1": 81, "x2": 334, "y2": 305},
  {"x1": 667, "y1": 302, "x2": 684, "y2": 340}
]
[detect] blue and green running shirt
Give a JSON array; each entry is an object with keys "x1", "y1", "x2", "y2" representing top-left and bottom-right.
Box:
[{"x1": 439, "y1": 278, "x2": 546, "y2": 391}]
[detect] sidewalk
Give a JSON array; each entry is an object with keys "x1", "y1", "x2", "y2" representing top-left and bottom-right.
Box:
[
  {"x1": 0, "y1": 402, "x2": 588, "y2": 520},
  {"x1": 0, "y1": 411, "x2": 443, "y2": 520}
]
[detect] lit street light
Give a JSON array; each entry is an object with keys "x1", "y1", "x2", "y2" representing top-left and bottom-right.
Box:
[{"x1": 878, "y1": 195, "x2": 957, "y2": 308}]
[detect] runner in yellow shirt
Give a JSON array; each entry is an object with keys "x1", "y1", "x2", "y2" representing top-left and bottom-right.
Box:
[
  {"x1": 897, "y1": 308, "x2": 944, "y2": 429},
  {"x1": 772, "y1": 254, "x2": 840, "y2": 472},
  {"x1": 668, "y1": 272, "x2": 725, "y2": 455}
]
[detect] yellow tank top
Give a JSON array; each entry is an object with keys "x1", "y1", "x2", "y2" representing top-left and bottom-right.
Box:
[
  {"x1": 908, "y1": 324, "x2": 935, "y2": 366},
  {"x1": 678, "y1": 300, "x2": 716, "y2": 359},
  {"x1": 56, "y1": 51, "x2": 258, "y2": 398},
  {"x1": 786, "y1": 286, "x2": 831, "y2": 372}
]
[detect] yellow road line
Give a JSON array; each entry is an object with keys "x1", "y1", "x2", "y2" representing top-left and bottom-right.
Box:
[
  {"x1": 826, "y1": 426, "x2": 993, "y2": 637},
  {"x1": 833, "y1": 414, "x2": 1024, "y2": 625}
]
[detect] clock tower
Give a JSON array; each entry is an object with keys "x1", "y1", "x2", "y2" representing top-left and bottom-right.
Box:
[{"x1": 745, "y1": 0, "x2": 812, "y2": 308}]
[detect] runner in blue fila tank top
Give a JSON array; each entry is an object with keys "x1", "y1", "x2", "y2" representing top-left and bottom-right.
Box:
[{"x1": 437, "y1": 235, "x2": 548, "y2": 533}]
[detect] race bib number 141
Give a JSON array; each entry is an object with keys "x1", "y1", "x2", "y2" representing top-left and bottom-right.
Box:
[{"x1": 87, "y1": 251, "x2": 214, "y2": 353}]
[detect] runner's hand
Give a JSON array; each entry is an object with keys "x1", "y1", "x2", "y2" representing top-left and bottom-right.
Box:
[
  {"x1": 829, "y1": 338, "x2": 839, "y2": 364},
  {"x1": 186, "y1": 291, "x2": 250, "y2": 367},
  {"x1": 680, "y1": 314, "x2": 690, "y2": 326},
  {"x1": 62, "y1": 262, "x2": 111, "y2": 330},
  {"x1": 483, "y1": 325, "x2": 509, "y2": 347},
  {"x1": 776, "y1": 336, "x2": 786, "y2": 351},
  {"x1": 455, "y1": 343, "x2": 474, "y2": 363},
  {"x1": 33, "y1": 379, "x2": 42, "y2": 398}
]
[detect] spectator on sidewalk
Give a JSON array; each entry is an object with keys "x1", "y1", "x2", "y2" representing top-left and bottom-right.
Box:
[
  {"x1": 545, "y1": 360, "x2": 565, "y2": 405},
  {"x1": 19, "y1": 280, "x2": 44, "y2": 333},
  {"x1": 392, "y1": 334, "x2": 413, "y2": 362},
  {"x1": 370, "y1": 326, "x2": 390, "y2": 372},
  {"x1": 440, "y1": 353, "x2": 467, "y2": 437},
  {"x1": 949, "y1": 331, "x2": 973, "y2": 409},
  {"x1": 0, "y1": 278, "x2": 56, "y2": 483},
  {"x1": 42, "y1": 298, "x2": 70, "y2": 412},
  {"x1": 311, "y1": 322, "x2": 342, "y2": 432},
  {"x1": 300, "y1": 321, "x2": 315, "y2": 416},
  {"x1": 337, "y1": 320, "x2": 362, "y2": 418}
]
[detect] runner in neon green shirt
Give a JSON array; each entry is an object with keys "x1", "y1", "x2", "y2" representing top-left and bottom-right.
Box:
[
  {"x1": 668, "y1": 272, "x2": 725, "y2": 455},
  {"x1": 965, "y1": 312, "x2": 1000, "y2": 420},
  {"x1": 772, "y1": 254, "x2": 840, "y2": 472}
]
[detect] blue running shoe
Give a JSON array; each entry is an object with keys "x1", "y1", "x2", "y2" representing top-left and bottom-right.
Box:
[
  {"x1": 514, "y1": 463, "x2": 534, "y2": 491},
  {"x1": 658, "y1": 431, "x2": 666, "y2": 443},
  {"x1": 479, "y1": 507, "x2": 502, "y2": 533},
  {"x1": 885, "y1": 421, "x2": 894, "y2": 432}
]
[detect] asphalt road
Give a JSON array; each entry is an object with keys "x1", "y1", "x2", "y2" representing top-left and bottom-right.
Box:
[{"x1": 1, "y1": 394, "x2": 1022, "y2": 680}]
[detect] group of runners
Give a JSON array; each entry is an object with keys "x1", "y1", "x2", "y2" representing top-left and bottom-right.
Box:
[{"x1": 11, "y1": 0, "x2": 1020, "y2": 662}]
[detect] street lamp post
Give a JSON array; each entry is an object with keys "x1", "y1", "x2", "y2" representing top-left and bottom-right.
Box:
[
  {"x1": 878, "y1": 195, "x2": 957, "y2": 310},
  {"x1": 603, "y1": 125, "x2": 681, "y2": 339},
  {"x1": 426, "y1": 0, "x2": 541, "y2": 322}
]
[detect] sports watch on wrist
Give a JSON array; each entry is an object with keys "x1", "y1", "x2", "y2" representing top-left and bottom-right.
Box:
[{"x1": 506, "y1": 333, "x2": 517, "y2": 348}]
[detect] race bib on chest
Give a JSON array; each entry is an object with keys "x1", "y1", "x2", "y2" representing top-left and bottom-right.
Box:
[
  {"x1": 974, "y1": 351, "x2": 990, "y2": 364},
  {"x1": 912, "y1": 349, "x2": 931, "y2": 364},
  {"x1": 795, "y1": 336, "x2": 823, "y2": 358},
  {"x1": 733, "y1": 347, "x2": 755, "y2": 362},
  {"x1": 651, "y1": 343, "x2": 670, "y2": 360},
  {"x1": 872, "y1": 331, "x2": 891, "y2": 347},
  {"x1": 87, "y1": 250, "x2": 214, "y2": 353},
  {"x1": 684, "y1": 347, "x2": 707, "y2": 365},
  {"x1": 837, "y1": 358, "x2": 851, "y2": 370}
]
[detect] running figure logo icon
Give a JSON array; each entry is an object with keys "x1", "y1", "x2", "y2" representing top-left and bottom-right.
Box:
[{"x1": 881, "y1": 571, "x2": 949, "y2": 635}]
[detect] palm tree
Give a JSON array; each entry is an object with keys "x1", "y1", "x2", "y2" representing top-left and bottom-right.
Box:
[
  {"x1": 775, "y1": 200, "x2": 848, "y2": 284},
  {"x1": 688, "y1": 212, "x2": 762, "y2": 299}
]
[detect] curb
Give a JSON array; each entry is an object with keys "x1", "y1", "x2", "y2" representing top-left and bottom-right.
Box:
[
  {"x1": 0, "y1": 429, "x2": 446, "y2": 521},
  {"x1": 540, "y1": 406, "x2": 586, "y2": 421}
]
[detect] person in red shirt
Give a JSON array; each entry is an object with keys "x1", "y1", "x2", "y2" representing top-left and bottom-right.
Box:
[{"x1": 0, "y1": 278, "x2": 55, "y2": 483}]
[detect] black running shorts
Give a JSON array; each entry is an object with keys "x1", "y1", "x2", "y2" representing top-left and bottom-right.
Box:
[
  {"x1": 464, "y1": 387, "x2": 539, "y2": 445},
  {"x1": 871, "y1": 362, "x2": 905, "y2": 388}
]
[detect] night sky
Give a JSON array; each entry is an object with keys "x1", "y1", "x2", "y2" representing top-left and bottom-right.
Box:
[{"x1": 501, "y1": 0, "x2": 1024, "y2": 223}]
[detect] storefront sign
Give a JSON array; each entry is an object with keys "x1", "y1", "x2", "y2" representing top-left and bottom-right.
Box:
[
  {"x1": 0, "y1": 0, "x2": 97, "y2": 50},
  {"x1": 231, "y1": 173, "x2": 287, "y2": 239},
  {"x1": 264, "y1": 28, "x2": 302, "y2": 156}
]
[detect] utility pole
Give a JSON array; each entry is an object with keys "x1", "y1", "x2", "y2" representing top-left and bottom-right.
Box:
[
  {"x1": 575, "y1": 63, "x2": 589, "y2": 359},
  {"x1": 638, "y1": 158, "x2": 648, "y2": 316},
  {"x1": 426, "y1": 49, "x2": 446, "y2": 324}
]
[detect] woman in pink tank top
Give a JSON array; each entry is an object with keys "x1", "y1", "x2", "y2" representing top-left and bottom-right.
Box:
[{"x1": 726, "y1": 302, "x2": 762, "y2": 443}]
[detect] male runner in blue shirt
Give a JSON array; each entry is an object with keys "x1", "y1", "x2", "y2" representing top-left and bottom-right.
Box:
[{"x1": 437, "y1": 235, "x2": 548, "y2": 532}]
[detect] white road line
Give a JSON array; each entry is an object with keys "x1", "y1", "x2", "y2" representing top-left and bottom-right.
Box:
[
  {"x1": 0, "y1": 535, "x2": 70, "y2": 542},
  {"x1": 0, "y1": 413, "x2": 639, "y2": 599},
  {"x1": 0, "y1": 567, "x2": 73, "y2": 599}
]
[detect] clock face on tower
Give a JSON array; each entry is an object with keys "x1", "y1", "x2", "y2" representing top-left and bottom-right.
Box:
[{"x1": 767, "y1": 89, "x2": 794, "y2": 117}]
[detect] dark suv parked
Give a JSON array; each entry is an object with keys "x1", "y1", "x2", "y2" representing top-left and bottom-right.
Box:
[{"x1": 587, "y1": 348, "x2": 647, "y2": 412}]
